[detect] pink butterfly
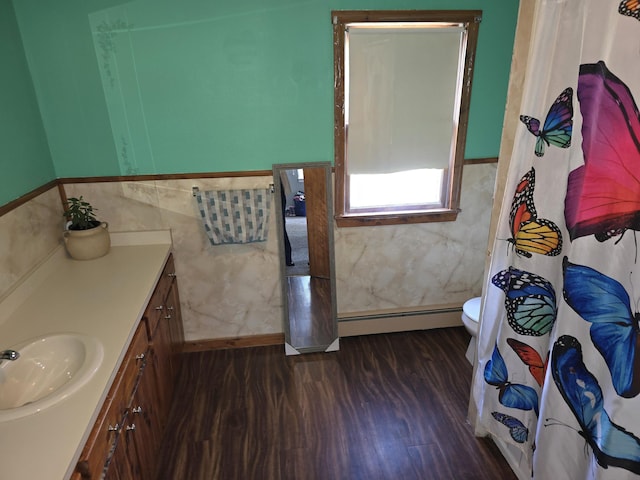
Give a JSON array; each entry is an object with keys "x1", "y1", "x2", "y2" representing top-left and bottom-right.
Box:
[{"x1": 564, "y1": 61, "x2": 640, "y2": 242}]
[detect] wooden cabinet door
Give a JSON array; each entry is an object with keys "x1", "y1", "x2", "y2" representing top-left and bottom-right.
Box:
[
  {"x1": 148, "y1": 256, "x2": 184, "y2": 421},
  {"x1": 79, "y1": 326, "x2": 147, "y2": 479},
  {"x1": 164, "y1": 280, "x2": 184, "y2": 378},
  {"x1": 76, "y1": 253, "x2": 184, "y2": 480},
  {"x1": 76, "y1": 391, "x2": 122, "y2": 479},
  {"x1": 128, "y1": 353, "x2": 163, "y2": 480},
  {"x1": 104, "y1": 422, "x2": 136, "y2": 480},
  {"x1": 149, "y1": 312, "x2": 174, "y2": 423}
]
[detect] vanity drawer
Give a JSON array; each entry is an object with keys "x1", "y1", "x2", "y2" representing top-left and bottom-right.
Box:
[
  {"x1": 143, "y1": 285, "x2": 165, "y2": 341},
  {"x1": 156, "y1": 254, "x2": 176, "y2": 308},
  {"x1": 144, "y1": 254, "x2": 176, "y2": 339},
  {"x1": 120, "y1": 323, "x2": 149, "y2": 399}
]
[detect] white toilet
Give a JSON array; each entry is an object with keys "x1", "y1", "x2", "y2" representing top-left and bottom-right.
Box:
[{"x1": 461, "y1": 296, "x2": 481, "y2": 364}]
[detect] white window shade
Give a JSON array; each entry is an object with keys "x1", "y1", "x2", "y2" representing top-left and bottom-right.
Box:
[{"x1": 346, "y1": 26, "x2": 465, "y2": 175}]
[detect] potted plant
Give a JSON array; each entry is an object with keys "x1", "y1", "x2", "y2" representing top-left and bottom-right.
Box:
[{"x1": 62, "y1": 196, "x2": 111, "y2": 260}]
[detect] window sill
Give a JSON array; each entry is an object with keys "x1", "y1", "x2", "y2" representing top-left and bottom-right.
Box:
[{"x1": 335, "y1": 209, "x2": 460, "y2": 227}]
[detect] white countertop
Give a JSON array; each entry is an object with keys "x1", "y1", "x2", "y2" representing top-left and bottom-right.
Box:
[{"x1": 0, "y1": 231, "x2": 173, "y2": 480}]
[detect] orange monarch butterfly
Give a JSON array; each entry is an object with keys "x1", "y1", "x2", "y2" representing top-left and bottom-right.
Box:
[
  {"x1": 508, "y1": 167, "x2": 562, "y2": 257},
  {"x1": 507, "y1": 338, "x2": 548, "y2": 387},
  {"x1": 619, "y1": 0, "x2": 640, "y2": 20}
]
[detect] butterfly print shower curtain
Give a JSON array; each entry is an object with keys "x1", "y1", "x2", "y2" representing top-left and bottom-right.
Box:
[{"x1": 471, "y1": 1, "x2": 640, "y2": 479}]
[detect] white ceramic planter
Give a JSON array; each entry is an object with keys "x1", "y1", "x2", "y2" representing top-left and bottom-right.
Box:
[{"x1": 63, "y1": 222, "x2": 111, "y2": 260}]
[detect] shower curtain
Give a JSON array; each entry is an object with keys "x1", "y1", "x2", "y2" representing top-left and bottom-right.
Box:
[{"x1": 472, "y1": 1, "x2": 640, "y2": 479}]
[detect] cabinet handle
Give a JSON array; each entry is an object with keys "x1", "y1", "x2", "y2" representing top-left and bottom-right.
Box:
[
  {"x1": 155, "y1": 305, "x2": 164, "y2": 311},
  {"x1": 167, "y1": 306, "x2": 174, "y2": 311},
  {"x1": 126, "y1": 424, "x2": 136, "y2": 432},
  {"x1": 165, "y1": 314, "x2": 172, "y2": 320},
  {"x1": 132, "y1": 406, "x2": 142, "y2": 414},
  {"x1": 107, "y1": 424, "x2": 120, "y2": 432},
  {"x1": 167, "y1": 272, "x2": 176, "y2": 278},
  {"x1": 135, "y1": 353, "x2": 145, "y2": 360}
]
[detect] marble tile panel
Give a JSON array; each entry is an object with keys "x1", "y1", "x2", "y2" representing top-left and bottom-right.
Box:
[
  {"x1": 65, "y1": 178, "x2": 283, "y2": 341},
  {"x1": 59, "y1": 166, "x2": 497, "y2": 340},
  {"x1": 2, "y1": 166, "x2": 496, "y2": 340},
  {"x1": 153, "y1": 177, "x2": 282, "y2": 341},
  {"x1": 0, "y1": 188, "x2": 63, "y2": 300},
  {"x1": 64, "y1": 182, "x2": 167, "y2": 232},
  {"x1": 334, "y1": 163, "x2": 496, "y2": 314}
]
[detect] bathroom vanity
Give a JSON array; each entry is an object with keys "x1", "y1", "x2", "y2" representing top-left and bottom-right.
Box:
[{"x1": 0, "y1": 231, "x2": 183, "y2": 479}]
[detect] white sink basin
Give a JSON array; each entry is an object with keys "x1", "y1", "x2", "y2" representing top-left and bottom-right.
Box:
[{"x1": 0, "y1": 333, "x2": 104, "y2": 421}]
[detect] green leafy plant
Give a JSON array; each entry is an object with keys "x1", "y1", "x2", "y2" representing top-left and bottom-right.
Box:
[{"x1": 63, "y1": 196, "x2": 101, "y2": 231}]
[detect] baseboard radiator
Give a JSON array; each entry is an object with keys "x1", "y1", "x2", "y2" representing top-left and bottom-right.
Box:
[{"x1": 338, "y1": 304, "x2": 463, "y2": 337}]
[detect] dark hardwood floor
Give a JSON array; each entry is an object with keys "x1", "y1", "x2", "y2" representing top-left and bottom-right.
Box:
[{"x1": 155, "y1": 327, "x2": 516, "y2": 480}]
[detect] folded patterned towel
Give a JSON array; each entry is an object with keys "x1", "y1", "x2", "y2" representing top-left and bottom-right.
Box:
[{"x1": 195, "y1": 189, "x2": 271, "y2": 245}]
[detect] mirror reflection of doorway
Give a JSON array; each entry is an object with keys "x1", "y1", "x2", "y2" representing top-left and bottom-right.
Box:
[
  {"x1": 274, "y1": 163, "x2": 338, "y2": 354},
  {"x1": 282, "y1": 169, "x2": 310, "y2": 276}
]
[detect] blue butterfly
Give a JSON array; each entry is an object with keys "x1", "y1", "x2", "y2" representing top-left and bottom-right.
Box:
[
  {"x1": 484, "y1": 344, "x2": 539, "y2": 416},
  {"x1": 551, "y1": 335, "x2": 640, "y2": 474},
  {"x1": 491, "y1": 411, "x2": 528, "y2": 443},
  {"x1": 520, "y1": 87, "x2": 573, "y2": 157},
  {"x1": 492, "y1": 267, "x2": 557, "y2": 336},
  {"x1": 562, "y1": 257, "x2": 640, "y2": 398}
]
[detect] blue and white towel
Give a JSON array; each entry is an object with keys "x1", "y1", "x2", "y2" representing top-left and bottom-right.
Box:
[{"x1": 196, "y1": 189, "x2": 271, "y2": 245}]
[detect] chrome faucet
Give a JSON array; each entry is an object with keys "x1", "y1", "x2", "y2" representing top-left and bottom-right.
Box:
[{"x1": 0, "y1": 350, "x2": 19, "y2": 361}]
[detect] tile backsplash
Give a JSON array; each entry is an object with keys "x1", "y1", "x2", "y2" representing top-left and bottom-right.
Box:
[{"x1": 0, "y1": 188, "x2": 63, "y2": 300}]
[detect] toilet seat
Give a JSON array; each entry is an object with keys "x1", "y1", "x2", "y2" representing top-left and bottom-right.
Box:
[
  {"x1": 461, "y1": 296, "x2": 482, "y2": 364},
  {"x1": 461, "y1": 297, "x2": 481, "y2": 337}
]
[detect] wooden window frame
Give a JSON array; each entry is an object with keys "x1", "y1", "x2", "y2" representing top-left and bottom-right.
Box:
[{"x1": 332, "y1": 10, "x2": 482, "y2": 227}]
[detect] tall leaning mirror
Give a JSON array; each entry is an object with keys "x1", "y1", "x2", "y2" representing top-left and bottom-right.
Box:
[{"x1": 273, "y1": 162, "x2": 338, "y2": 354}]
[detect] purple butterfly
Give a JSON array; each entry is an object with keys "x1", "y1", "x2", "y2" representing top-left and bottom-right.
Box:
[
  {"x1": 564, "y1": 61, "x2": 640, "y2": 242},
  {"x1": 491, "y1": 411, "x2": 528, "y2": 443},
  {"x1": 520, "y1": 88, "x2": 573, "y2": 157}
]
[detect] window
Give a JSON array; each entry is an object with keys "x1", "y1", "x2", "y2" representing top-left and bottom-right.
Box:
[{"x1": 332, "y1": 10, "x2": 482, "y2": 227}]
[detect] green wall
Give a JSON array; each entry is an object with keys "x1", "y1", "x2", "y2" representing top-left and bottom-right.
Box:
[
  {"x1": 0, "y1": 0, "x2": 55, "y2": 206},
  {"x1": 10, "y1": 0, "x2": 518, "y2": 180}
]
